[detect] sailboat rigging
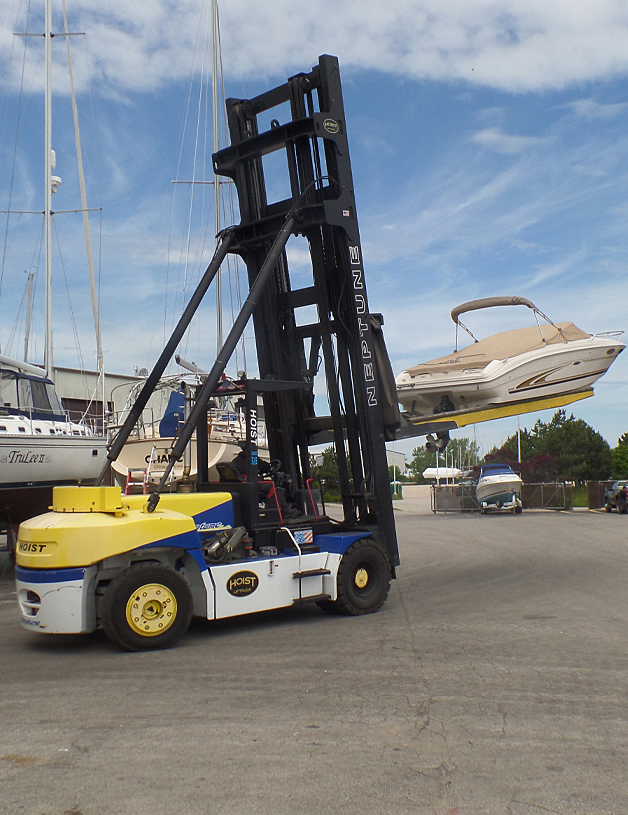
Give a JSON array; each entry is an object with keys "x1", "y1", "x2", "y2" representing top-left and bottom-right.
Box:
[
  {"x1": 0, "y1": 0, "x2": 108, "y2": 528},
  {"x1": 109, "y1": 0, "x2": 257, "y2": 493}
]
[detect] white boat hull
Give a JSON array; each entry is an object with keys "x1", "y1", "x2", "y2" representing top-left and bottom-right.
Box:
[
  {"x1": 476, "y1": 473, "x2": 523, "y2": 508},
  {"x1": 397, "y1": 335, "x2": 624, "y2": 416},
  {"x1": 111, "y1": 437, "x2": 241, "y2": 490},
  {"x1": 0, "y1": 433, "x2": 107, "y2": 488}
]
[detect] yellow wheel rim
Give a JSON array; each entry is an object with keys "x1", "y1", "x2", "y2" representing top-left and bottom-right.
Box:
[
  {"x1": 354, "y1": 568, "x2": 369, "y2": 589},
  {"x1": 126, "y1": 583, "x2": 177, "y2": 637}
]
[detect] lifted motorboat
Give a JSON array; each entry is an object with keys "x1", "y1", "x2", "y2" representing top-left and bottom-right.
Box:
[
  {"x1": 396, "y1": 297, "x2": 625, "y2": 417},
  {"x1": 476, "y1": 463, "x2": 523, "y2": 514}
]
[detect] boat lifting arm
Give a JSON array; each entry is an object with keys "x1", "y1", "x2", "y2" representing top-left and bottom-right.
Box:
[
  {"x1": 145, "y1": 213, "x2": 297, "y2": 512},
  {"x1": 97, "y1": 228, "x2": 235, "y2": 485}
]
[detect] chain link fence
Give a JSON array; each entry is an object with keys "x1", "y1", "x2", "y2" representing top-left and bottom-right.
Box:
[{"x1": 431, "y1": 482, "x2": 573, "y2": 512}]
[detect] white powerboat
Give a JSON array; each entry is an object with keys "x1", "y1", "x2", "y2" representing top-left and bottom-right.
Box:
[
  {"x1": 476, "y1": 463, "x2": 523, "y2": 514},
  {"x1": 396, "y1": 296, "x2": 625, "y2": 416}
]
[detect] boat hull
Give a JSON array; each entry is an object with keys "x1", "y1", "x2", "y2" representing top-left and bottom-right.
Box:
[
  {"x1": 0, "y1": 434, "x2": 107, "y2": 489},
  {"x1": 397, "y1": 336, "x2": 624, "y2": 415},
  {"x1": 111, "y1": 437, "x2": 241, "y2": 490},
  {"x1": 476, "y1": 473, "x2": 523, "y2": 507},
  {"x1": 0, "y1": 434, "x2": 108, "y2": 525}
]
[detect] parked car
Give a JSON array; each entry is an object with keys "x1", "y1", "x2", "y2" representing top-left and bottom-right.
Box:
[{"x1": 604, "y1": 480, "x2": 628, "y2": 512}]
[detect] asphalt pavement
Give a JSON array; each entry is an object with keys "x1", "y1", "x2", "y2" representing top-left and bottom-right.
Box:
[{"x1": 1, "y1": 507, "x2": 627, "y2": 814}]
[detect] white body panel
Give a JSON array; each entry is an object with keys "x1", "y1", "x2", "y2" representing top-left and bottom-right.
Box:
[
  {"x1": 0, "y1": 419, "x2": 107, "y2": 488},
  {"x1": 397, "y1": 334, "x2": 624, "y2": 416},
  {"x1": 17, "y1": 565, "x2": 98, "y2": 633},
  {"x1": 210, "y1": 551, "x2": 336, "y2": 619},
  {"x1": 16, "y1": 553, "x2": 343, "y2": 635}
]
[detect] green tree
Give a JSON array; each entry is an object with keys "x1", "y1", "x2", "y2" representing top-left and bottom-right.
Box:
[
  {"x1": 611, "y1": 433, "x2": 628, "y2": 478},
  {"x1": 443, "y1": 436, "x2": 481, "y2": 470},
  {"x1": 532, "y1": 410, "x2": 612, "y2": 482},
  {"x1": 408, "y1": 445, "x2": 437, "y2": 484},
  {"x1": 501, "y1": 428, "x2": 536, "y2": 461},
  {"x1": 408, "y1": 436, "x2": 479, "y2": 483},
  {"x1": 309, "y1": 446, "x2": 341, "y2": 499}
]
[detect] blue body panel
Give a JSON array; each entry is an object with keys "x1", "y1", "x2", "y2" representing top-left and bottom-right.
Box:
[
  {"x1": 16, "y1": 565, "x2": 86, "y2": 584},
  {"x1": 313, "y1": 532, "x2": 371, "y2": 554},
  {"x1": 192, "y1": 502, "x2": 234, "y2": 531}
]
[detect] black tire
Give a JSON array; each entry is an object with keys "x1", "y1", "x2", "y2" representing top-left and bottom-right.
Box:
[
  {"x1": 101, "y1": 563, "x2": 193, "y2": 652},
  {"x1": 319, "y1": 538, "x2": 391, "y2": 616},
  {"x1": 605, "y1": 504, "x2": 613, "y2": 512},
  {"x1": 514, "y1": 506, "x2": 523, "y2": 515}
]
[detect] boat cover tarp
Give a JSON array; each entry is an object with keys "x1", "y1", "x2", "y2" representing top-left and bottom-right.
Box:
[
  {"x1": 422, "y1": 467, "x2": 462, "y2": 480},
  {"x1": 404, "y1": 322, "x2": 590, "y2": 377}
]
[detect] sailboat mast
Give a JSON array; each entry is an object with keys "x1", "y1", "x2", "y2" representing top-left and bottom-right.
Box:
[
  {"x1": 44, "y1": 0, "x2": 53, "y2": 376},
  {"x1": 23, "y1": 272, "x2": 35, "y2": 362},
  {"x1": 212, "y1": 0, "x2": 222, "y2": 354},
  {"x1": 61, "y1": 0, "x2": 106, "y2": 429}
]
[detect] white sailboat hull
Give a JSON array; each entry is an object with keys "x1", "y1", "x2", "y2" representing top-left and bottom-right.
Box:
[
  {"x1": 111, "y1": 437, "x2": 241, "y2": 490},
  {"x1": 397, "y1": 334, "x2": 624, "y2": 416},
  {"x1": 0, "y1": 433, "x2": 107, "y2": 488}
]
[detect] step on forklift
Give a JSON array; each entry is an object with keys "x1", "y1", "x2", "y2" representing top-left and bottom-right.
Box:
[{"x1": 15, "y1": 55, "x2": 402, "y2": 651}]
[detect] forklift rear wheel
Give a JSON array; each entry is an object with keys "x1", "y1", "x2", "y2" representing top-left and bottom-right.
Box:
[
  {"x1": 319, "y1": 538, "x2": 391, "y2": 616},
  {"x1": 101, "y1": 563, "x2": 193, "y2": 652}
]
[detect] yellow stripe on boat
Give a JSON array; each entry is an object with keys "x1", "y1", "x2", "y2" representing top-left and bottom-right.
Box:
[{"x1": 406, "y1": 388, "x2": 594, "y2": 432}]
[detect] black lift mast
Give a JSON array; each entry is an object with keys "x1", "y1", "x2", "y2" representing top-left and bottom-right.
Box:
[
  {"x1": 102, "y1": 55, "x2": 400, "y2": 568},
  {"x1": 212, "y1": 54, "x2": 400, "y2": 565}
]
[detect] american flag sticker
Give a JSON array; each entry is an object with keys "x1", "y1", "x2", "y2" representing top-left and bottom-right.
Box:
[{"x1": 293, "y1": 529, "x2": 314, "y2": 545}]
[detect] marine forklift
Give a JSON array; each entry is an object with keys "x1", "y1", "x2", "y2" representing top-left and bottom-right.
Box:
[{"x1": 15, "y1": 55, "x2": 401, "y2": 651}]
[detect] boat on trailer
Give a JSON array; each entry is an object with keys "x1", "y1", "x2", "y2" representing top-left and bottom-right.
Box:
[
  {"x1": 396, "y1": 296, "x2": 625, "y2": 417},
  {"x1": 476, "y1": 463, "x2": 523, "y2": 514}
]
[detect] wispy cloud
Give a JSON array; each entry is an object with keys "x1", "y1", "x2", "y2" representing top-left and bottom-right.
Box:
[
  {"x1": 562, "y1": 98, "x2": 628, "y2": 120},
  {"x1": 470, "y1": 127, "x2": 547, "y2": 153},
  {"x1": 3, "y1": 1, "x2": 628, "y2": 95}
]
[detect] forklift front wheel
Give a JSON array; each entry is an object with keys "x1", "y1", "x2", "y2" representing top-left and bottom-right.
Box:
[
  {"x1": 101, "y1": 563, "x2": 193, "y2": 652},
  {"x1": 319, "y1": 538, "x2": 391, "y2": 616}
]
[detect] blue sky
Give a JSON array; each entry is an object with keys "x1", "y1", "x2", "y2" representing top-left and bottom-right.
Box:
[{"x1": 1, "y1": 0, "x2": 627, "y2": 460}]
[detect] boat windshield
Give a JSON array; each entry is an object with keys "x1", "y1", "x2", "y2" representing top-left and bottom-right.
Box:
[
  {"x1": 480, "y1": 463, "x2": 515, "y2": 476},
  {"x1": 0, "y1": 369, "x2": 65, "y2": 419}
]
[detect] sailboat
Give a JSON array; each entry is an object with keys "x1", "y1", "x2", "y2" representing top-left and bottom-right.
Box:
[
  {"x1": 0, "y1": 0, "x2": 108, "y2": 527},
  {"x1": 110, "y1": 0, "x2": 262, "y2": 493},
  {"x1": 108, "y1": 372, "x2": 262, "y2": 492}
]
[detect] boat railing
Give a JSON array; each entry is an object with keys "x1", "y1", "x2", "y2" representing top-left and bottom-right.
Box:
[
  {"x1": 2, "y1": 405, "x2": 98, "y2": 436},
  {"x1": 592, "y1": 330, "x2": 624, "y2": 340},
  {"x1": 106, "y1": 406, "x2": 268, "y2": 448},
  {"x1": 106, "y1": 406, "x2": 158, "y2": 443},
  {"x1": 207, "y1": 407, "x2": 268, "y2": 447}
]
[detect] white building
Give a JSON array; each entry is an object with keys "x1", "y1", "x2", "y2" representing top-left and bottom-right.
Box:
[
  {"x1": 386, "y1": 448, "x2": 407, "y2": 476},
  {"x1": 52, "y1": 366, "x2": 172, "y2": 434}
]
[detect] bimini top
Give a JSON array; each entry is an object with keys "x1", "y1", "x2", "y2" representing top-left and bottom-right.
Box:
[{"x1": 450, "y1": 296, "x2": 536, "y2": 326}]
